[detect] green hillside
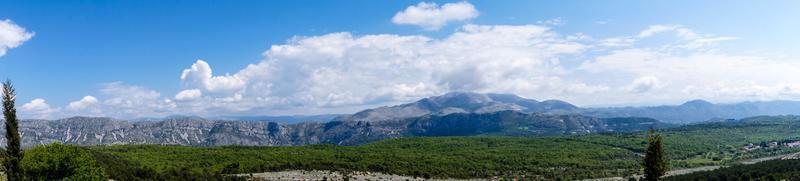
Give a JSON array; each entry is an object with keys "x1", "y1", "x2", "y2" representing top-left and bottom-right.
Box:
[{"x1": 82, "y1": 115, "x2": 800, "y2": 180}]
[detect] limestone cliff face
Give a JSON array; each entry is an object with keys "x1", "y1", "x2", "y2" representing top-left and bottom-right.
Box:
[
  {"x1": 1, "y1": 116, "x2": 395, "y2": 148},
  {"x1": 0, "y1": 112, "x2": 661, "y2": 148}
]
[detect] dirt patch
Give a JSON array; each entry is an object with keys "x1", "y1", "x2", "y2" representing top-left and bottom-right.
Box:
[{"x1": 235, "y1": 170, "x2": 491, "y2": 181}]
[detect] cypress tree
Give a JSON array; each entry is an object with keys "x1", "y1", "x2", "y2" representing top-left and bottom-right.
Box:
[
  {"x1": 643, "y1": 128, "x2": 667, "y2": 181},
  {"x1": 3, "y1": 80, "x2": 23, "y2": 180}
]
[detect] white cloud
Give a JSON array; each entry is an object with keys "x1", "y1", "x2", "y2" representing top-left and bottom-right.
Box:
[
  {"x1": 637, "y1": 25, "x2": 682, "y2": 38},
  {"x1": 392, "y1": 1, "x2": 479, "y2": 30},
  {"x1": 0, "y1": 19, "x2": 34, "y2": 57},
  {"x1": 600, "y1": 37, "x2": 636, "y2": 47},
  {"x1": 579, "y1": 47, "x2": 800, "y2": 105},
  {"x1": 175, "y1": 89, "x2": 202, "y2": 101},
  {"x1": 634, "y1": 24, "x2": 738, "y2": 49},
  {"x1": 537, "y1": 17, "x2": 565, "y2": 26},
  {"x1": 36, "y1": 21, "x2": 800, "y2": 118},
  {"x1": 169, "y1": 24, "x2": 594, "y2": 115},
  {"x1": 181, "y1": 60, "x2": 246, "y2": 93},
  {"x1": 20, "y1": 98, "x2": 56, "y2": 119},
  {"x1": 95, "y1": 82, "x2": 174, "y2": 118},
  {"x1": 143, "y1": 23, "x2": 798, "y2": 115},
  {"x1": 67, "y1": 96, "x2": 99, "y2": 111},
  {"x1": 623, "y1": 76, "x2": 663, "y2": 94}
]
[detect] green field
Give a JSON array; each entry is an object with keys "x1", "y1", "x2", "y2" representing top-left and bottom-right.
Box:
[{"x1": 75, "y1": 115, "x2": 800, "y2": 180}]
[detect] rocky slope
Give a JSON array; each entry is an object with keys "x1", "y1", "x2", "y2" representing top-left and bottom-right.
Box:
[
  {"x1": 6, "y1": 91, "x2": 796, "y2": 147},
  {"x1": 338, "y1": 92, "x2": 578, "y2": 122},
  {"x1": 0, "y1": 111, "x2": 661, "y2": 148},
  {"x1": 340, "y1": 92, "x2": 800, "y2": 124}
]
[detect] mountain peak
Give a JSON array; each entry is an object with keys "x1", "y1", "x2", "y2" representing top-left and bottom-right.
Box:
[
  {"x1": 345, "y1": 92, "x2": 577, "y2": 121},
  {"x1": 486, "y1": 93, "x2": 534, "y2": 103},
  {"x1": 681, "y1": 99, "x2": 714, "y2": 107}
]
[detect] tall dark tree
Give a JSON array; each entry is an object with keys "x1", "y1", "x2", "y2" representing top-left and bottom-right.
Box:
[
  {"x1": 3, "y1": 80, "x2": 23, "y2": 180},
  {"x1": 643, "y1": 128, "x2": 667, "y2": 181}
]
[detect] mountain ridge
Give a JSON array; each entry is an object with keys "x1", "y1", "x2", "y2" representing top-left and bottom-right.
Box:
[
  {"x1": 27, "y1": 92, "x2": 800, "y2": 124},
  {"x1": 6, "y1": 92, "x2": 800, "y2": 148},
  {"x1": 1, "y1": 110, "x2": 663, "y2": 148},
  {"x1": 338, "y1": 92, "x2": 800, "y2": 124}
]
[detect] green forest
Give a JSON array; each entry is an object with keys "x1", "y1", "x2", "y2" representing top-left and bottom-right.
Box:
[{"x1": 666, "y1": 158, "x2": 800, "y2": 180}]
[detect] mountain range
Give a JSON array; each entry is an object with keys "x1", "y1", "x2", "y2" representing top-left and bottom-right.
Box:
[
  {"x1": 1, "y1": 111, "x2": 662, "y2": 148},
  {"x1": 582, "y1": 99, "x2": 800, "y2": 124},
  {"x1": 339, "y1": 92, "x2": 800, "y2": 124},
  {"x1": 3, "y1": 92, "x2": 800, "y2": 147}
]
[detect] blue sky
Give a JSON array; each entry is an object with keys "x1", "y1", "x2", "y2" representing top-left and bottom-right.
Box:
[{"x1": 0, "y1": 1, "x2": 799, "y2": 119}]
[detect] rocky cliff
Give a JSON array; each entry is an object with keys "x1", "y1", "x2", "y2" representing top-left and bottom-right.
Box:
[{"x1": 0, "y1": 111, "x2": 662, "y2": 148}]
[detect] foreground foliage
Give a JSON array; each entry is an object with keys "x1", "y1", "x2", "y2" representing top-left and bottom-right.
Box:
[{"x1": 21, "y1": 143, "x2": 107, "y2": 180}]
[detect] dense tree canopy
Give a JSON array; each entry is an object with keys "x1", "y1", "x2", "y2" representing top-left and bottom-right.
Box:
[
  {"x1": 21, "y1": 143, "x2": 107, "y2": 180},
  {"x1": 666, "y1": 158, "x2": 800, "y2": 180}
]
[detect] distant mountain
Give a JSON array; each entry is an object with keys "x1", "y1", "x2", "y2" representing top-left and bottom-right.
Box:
[
  {"x1": 404, "y1": 111, "x2": 666, "y2": 136},
  {"x1": 338, "y1": 92, "x2": 578, "y2": 122},
  {"x1": 213, "y1": 114, "x2": 343, "y2": 124},
  {"x1": 338, "y1": 92, "x2": 800, "y2": 124},
  {"x1": 582, "y1": 100, "x2": 800, "y2": 124},
  {"x1": 7, "y1": 92, "x2": 800, "y2": 147},
  {"x1": 165, "y1": 92, "x2": 800, "y2": 125},
  {"x1": 0, "y1": 111, "x2": 662, "y2": 148}
]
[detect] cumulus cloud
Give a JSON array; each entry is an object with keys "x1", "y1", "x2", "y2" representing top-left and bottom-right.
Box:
[
  {"x1": 116, "y1": 23, "x2": 792, "y2": 115},
  {"x1": 100, "y1": 82, "x2": 174, "y2": 117},
  {"x1": 623, "y1": 76, "x2": 663, "y2": 94},
  {"x1": 181, "y1": 60, "x2": 246, "y2": 93},
  {"x1": 392, "y1": 1, "x2": 479, "y2": 30},
  {"x1": 38, "y1": 21, "x2": 800, "y2": 118},
  {"x1": 63, "y1": 96, "x2": 103, "y2": 117},
  {"x1": 578, "y1": 42, "x2": 800, "y2": 105},
  {"x1": 175, "y1": 89, "x2": 202, "y2": 101},
  {"x1": 0, "y1": 19, "x2": 34, "y2": 57},
  {"x1": 20, "y1": 98, "x2": 56, "y2": 119},
  {"x1": 169, "y1": 24, "x2": 595, "y2": 115},
  {"x1": 67, "y1": 96, "x2": 99, "y2": 111}
]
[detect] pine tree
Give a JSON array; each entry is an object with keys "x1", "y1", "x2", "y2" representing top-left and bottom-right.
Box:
[
  {"x1": 643, "y1": 129, "x2": 667, "y2": 181},
  {"x1": 3, "y1": 80, "x2": 23, "y2": 180}
]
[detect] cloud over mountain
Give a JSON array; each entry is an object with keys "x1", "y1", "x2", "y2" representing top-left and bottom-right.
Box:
[
  {"x1": 16, "y1": 15, "x2": 800, "y2": 119},
  {"x1": 24, "y1": 21, "x2": 800, "y2": 119},
  {"x1": 20, "y1": 98, "x2": 56, "y2": 119}
]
